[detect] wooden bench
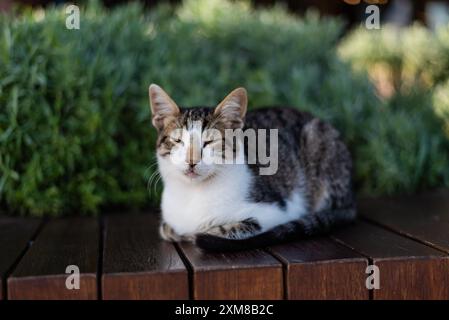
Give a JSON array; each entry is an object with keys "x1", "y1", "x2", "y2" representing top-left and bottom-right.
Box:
[{"x1": 1, "y1": 191, "x2": 449, "y2": 300}]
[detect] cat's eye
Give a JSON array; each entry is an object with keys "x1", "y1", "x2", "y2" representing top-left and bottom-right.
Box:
[
  {"x1": 170, "y1": 137, "x2": 182, "y2": 144},
  {"x1": 203, "y1": 140, "x2": 213, "y2": 148}
]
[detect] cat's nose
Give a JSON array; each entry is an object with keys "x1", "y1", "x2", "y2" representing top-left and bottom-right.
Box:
[{"x1": 188, "y1": 163, "x2": 197, "y2": 169}]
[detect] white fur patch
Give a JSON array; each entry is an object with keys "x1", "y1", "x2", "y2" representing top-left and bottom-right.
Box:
[{"x1": 159, "y1": 153, "x2": 307, "y2": 236}]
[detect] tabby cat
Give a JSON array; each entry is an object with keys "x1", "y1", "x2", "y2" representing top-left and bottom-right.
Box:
[{"x1": 149, "y1": 84, "x2": 355, "y2": 251}]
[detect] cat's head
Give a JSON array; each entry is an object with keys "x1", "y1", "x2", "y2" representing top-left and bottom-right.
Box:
[{"x1": 149, "y1": 84, "x2": 247, "y2": 183}]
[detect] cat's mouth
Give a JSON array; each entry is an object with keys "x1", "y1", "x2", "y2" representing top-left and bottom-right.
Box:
[{"x1": 184, "y1": 168, "x2": 200, "y2": 179}]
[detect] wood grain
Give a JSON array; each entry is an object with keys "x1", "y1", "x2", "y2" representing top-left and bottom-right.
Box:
[
  {"x1": 7, "y1": 218, "x2": 98, "y2": 300},
  {"x1": 331, "y1": 221, "x2": 449, "y2": 299},
  {"x1": 0, "y1": 217, "x2": 41, "y2": 300},
  {"x1": 360, "y1": 190, "x2": 449, "y2": 253},
  {"x1": 179, "y1": 243, "x2": 283, "y2": 300},
  {"x1": 269, "y1": 237, "x2": 368, "y2": 300},
  {"x1": 102, "y1": 214, "x2": 188, "y2": 300}
]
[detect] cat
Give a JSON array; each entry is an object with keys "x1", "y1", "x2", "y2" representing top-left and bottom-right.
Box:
[{"x1": 149, "y1": 84, "x2": 356, "y2": 251}]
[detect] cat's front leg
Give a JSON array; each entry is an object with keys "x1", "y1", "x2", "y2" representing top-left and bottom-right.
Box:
[
  {"x1": 159, "y1": 221, "x2": 194, "y2": 242},
  {"x1": 204, "y1": 218, "x2": 262, "y2": 240}
]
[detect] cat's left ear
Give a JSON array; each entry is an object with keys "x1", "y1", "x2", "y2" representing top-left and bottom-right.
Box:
[{"x1": 214, "y1": 87, "x2": 247, "y2": 129}]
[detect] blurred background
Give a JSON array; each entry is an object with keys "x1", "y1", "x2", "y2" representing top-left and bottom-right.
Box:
[
  {"x1": 1, "y1": 0, "x2": 449, "y2": 217},
  {"x1": 3, "y1": 0, "x2": 449, "y2": 28}
]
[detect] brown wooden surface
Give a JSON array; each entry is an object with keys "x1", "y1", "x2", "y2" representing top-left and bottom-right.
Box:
[
  {"x1": 331, "y1": 221, "x2": 449, "y2": 299},
  {"x1": 7, "y1": 218, "x2": 98, "y2": 300},
  {"x1": 3, "y1": 191, "x2": 449, "y2": 300},
  {"x1": 102, "y1": 214, "x2": 188, "y2": 300},
  {"x1": 269, "y1": 237, "x2": 368, "y2": 300},
  {"x1": 179, "y1": 243, "x2": 283, "y2": 300},
  {"x1": 0, "y1": 217, "x2": 41, "y2": 300},
  {"x1": 360, "y1": 190, "x2": 449, "y2": 253}
]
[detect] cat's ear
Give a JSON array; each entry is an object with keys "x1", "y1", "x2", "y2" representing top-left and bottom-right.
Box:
[
  {"x1": 149, "y1": 84, "x2": 180, "y2": 131},
  {"x1": 214, "y1": 87, "x2": 247, "y2": 129}
]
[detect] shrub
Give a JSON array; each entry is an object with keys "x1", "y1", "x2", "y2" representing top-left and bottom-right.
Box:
[
  {"x1": 1, "y1": 0, "x2": 447, "y2": 216},
  {"x1": 339, "y1": 24, "x2": 449, "y2": 195},
  {"x1": 0, "y1": 2, "x2": 156, "y2": 215}
]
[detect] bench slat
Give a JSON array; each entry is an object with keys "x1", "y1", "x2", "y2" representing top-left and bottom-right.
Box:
[
  {"x1": 360, "y1": 191, "x2": 449, "y2": 253},
  {"x1": 179, "y1": 243, "x2": 283, "y2": 300},
  {"x1": 0, "y1": 217, "x2": 41, "y2": 300},
  {"x1": 7, "y1": 218, "x2": 98, "y2": 300},
  {"x1": 331, "y1": 221, "x2": 449, "y2": 299},
  {"x1": 269, "y1": 237, "x2": 368, "y2": 300},
  {"x1": 102, "y1": 214, "x2": 188, "y2": 300}
]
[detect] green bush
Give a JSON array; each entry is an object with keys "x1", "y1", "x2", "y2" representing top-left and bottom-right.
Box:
[
  {"x1": 0, "y1": 2, "x2": 157, "y2": 215},
  {"x1": 1, "y1": 0, "x2": 447, "y2": 216},
  {"x1": 338, "y1": 24, "x2": 449, "y2": 91},
  {"x1": 339, "y1": 24, "x2": 449, "y2": 195}
]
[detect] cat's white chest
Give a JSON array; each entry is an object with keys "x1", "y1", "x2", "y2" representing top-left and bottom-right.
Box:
[{"x1": 161, "y1": 165, "x2": 252, "y2": 235}]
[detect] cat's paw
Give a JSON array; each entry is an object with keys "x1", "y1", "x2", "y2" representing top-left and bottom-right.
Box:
[
  {"x1": 159, "y1": 222, "x2": 194, "y2": 242},
  {"x1": 204, "y1": 218, "x2": 261, "y2": 240},
  {"x1": 159, "y1": 222, "x2": 180, "y2": 242}
]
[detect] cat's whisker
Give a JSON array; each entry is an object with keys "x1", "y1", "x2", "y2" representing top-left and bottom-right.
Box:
[
  {"x1": 147, "y1": 170, "x2": 161, "y2": 195},
  {"x1": 147, "y1": 161, "x2": 159, "y2": 170},
  {"x1": 153, "y1": 174, "x2": 163, "y2": 195},
  {"x1": 147, "y1": 169, "x2": 159, "y2": 185},
  {"x1": 146, "y1": 160, "x2": 157, "y2": 167},
  {"x1": 144, "y1": 161, "x2": 159, "y2": 178}
]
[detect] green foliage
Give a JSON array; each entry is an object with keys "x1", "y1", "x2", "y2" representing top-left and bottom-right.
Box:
[
  {"x1": 339, "y1": 23, "x2": 449, "y2": 91},
  {"x1": 1, "y1": 0, "x2": 448, "y2": 216},
  {"x1": 339, "y1": 24, "x2": 449, "y2": 195},
  {"x1": 0, "y1": 3, "x2": 155, "y2": 215}
]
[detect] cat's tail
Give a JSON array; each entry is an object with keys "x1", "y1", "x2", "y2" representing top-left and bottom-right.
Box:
[{"x1": 195, "y1": 207, "x2": 356, "y2": 252}]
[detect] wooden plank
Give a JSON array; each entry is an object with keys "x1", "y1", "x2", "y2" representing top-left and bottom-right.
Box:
[
  {"x1": 102, "y1": 214, "x2": 188, "y2": 300},
  {"x1": 269, "y1": 237, "x2": 368, "y2": 300},
  {"x1": 0, "y1": 217, "x2": 41, "y2": 300},
  {"x1": 179, "y1": 243, "x2": 283, "y2": 300},
  {"x1": 360, "y1": 190, "x2": 449, "y2": 253},
  {"x1": 7, "y1": 218, "x2": 98, "y2": 300},
  {"x1": 331, "y1": 221, "x2": 449, "y2": 300}
]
